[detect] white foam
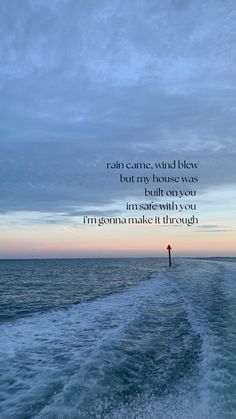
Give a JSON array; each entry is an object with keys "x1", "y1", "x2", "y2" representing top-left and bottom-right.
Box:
[
  {"x1": 0, "y1": 273, "x2": 181, "y2": 417},
  {"x1": 1, "y1": 260, "x2": 236, "y2": 418}
]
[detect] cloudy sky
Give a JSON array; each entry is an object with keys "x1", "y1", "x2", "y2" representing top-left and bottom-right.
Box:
[{"x1": 0, "y1": 0, "x2": 235, "y2": 257}]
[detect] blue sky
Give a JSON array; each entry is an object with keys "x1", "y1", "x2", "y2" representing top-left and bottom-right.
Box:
[{"x1": 0, "y1": 0, "x2": 235, "y2": 257}]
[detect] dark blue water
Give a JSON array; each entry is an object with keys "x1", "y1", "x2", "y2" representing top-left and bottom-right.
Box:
[
  {"x1": 0, "y1": 258, "x2": 236, "y2": 418},
  {"x1": 0, "y1": 258, "x2": 166, "y2": 322}
]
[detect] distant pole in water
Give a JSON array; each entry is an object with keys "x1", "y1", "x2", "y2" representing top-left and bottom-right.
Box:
[{"x1": 167, "y1": 244, "x2": 172, "y2": 267}]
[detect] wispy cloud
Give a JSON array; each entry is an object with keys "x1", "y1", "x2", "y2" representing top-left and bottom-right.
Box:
[
  {"x1": 0, "y1": 0, "x2": 236, "y2": 222},
  {"x1": 196, "y1": 224, "x2": 234, "y2": 233}
]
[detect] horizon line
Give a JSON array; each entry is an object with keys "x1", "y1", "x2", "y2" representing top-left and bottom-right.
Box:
[{"x1": 0, "y1": 256, "x2": 235, "y2": 261}]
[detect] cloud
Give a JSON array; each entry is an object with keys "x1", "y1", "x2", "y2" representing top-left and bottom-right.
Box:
[
  {"x1": 0, "y1": 0, "x2": 236, "y2": 219},
  {"x1": 196, "y1": 224, "x2": 234, "y2": 232}
]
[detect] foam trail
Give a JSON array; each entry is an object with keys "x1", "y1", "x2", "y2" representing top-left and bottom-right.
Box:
[{"x1": 1, "y1": 259, "x2": 236, "y2": 418}]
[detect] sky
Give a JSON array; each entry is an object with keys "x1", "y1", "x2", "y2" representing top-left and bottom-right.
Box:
[{"x1": 0, "y1": 0, "x2": 235, "y2": 258}]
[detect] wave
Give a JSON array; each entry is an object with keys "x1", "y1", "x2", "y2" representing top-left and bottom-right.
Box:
[{"x1": 1, "y1": 260, "x2": 236, "y2": 418}]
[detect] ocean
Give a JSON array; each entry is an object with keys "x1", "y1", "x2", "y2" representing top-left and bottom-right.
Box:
[{"x1": 0, "y1": 258, "x2": 236, "y2": 419}]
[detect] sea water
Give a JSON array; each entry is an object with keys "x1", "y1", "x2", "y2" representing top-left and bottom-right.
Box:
[{"x1": 0, "y1": 258, "x2": 236, "y2": 419}]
